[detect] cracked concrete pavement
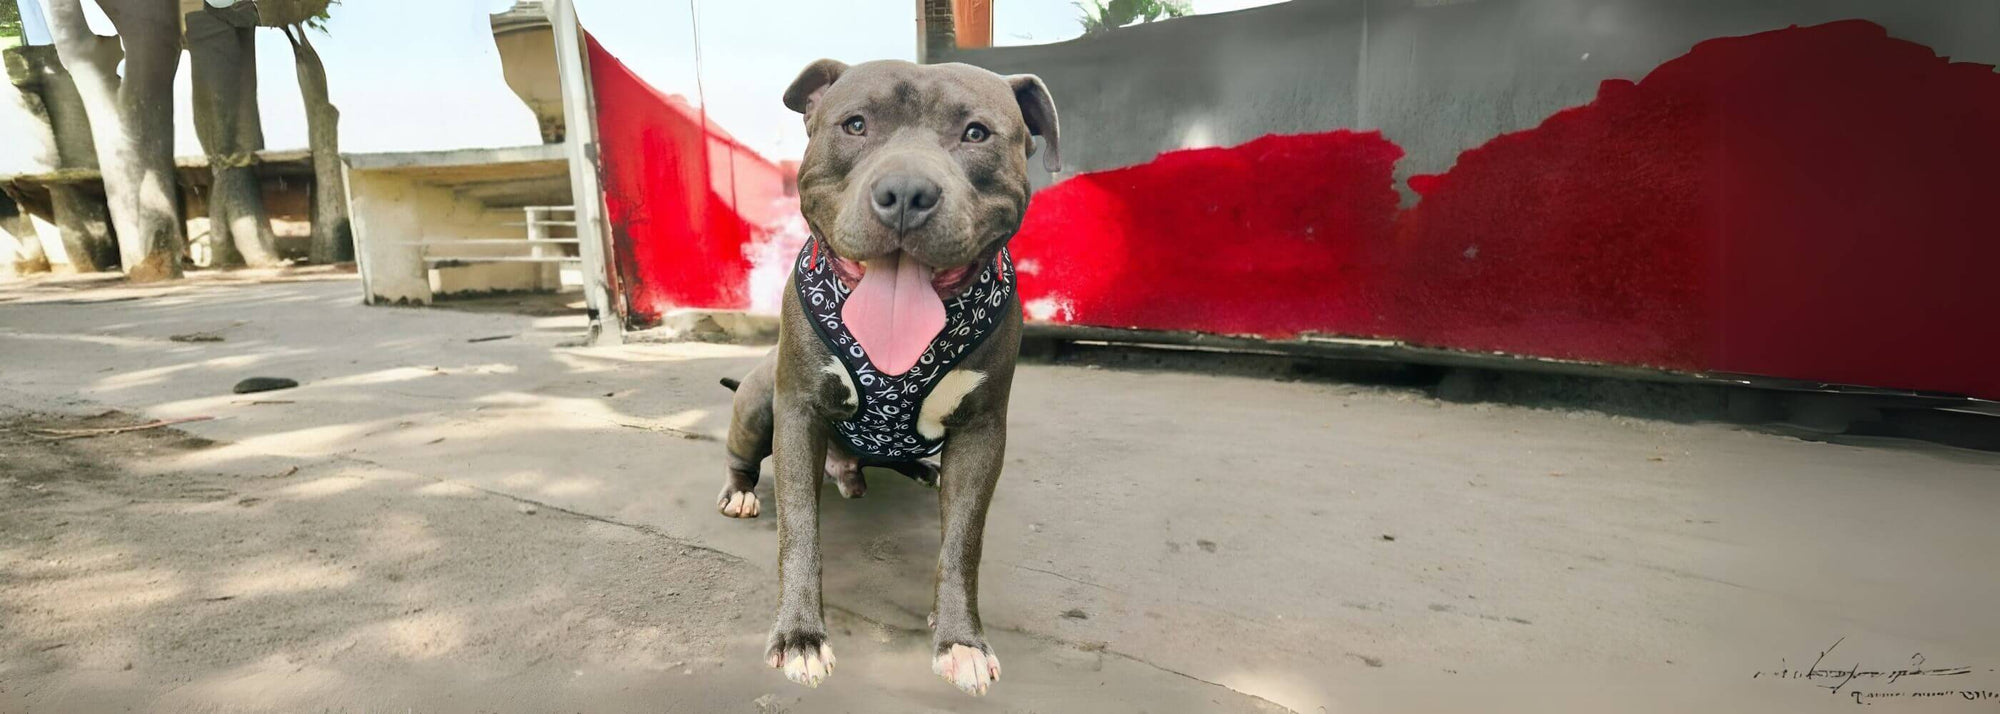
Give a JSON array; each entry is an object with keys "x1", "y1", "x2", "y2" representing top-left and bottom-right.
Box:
[{"x1": 2, "y1": 273, "x2": 1998, "y2": 713}]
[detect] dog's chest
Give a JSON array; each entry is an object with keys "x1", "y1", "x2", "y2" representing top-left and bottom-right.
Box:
[
  {"x1": 795, "y1": 240, "x2": 1014, "y2": 460},
  {"x1": 821, "y1": 358, "x2": 984, "y2": 441}
]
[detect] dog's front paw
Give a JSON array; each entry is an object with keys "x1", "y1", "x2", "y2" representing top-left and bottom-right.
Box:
[
  {"x1": 718, "y1": 486, "x2": 761, "y2": 518},
  {"x1": 932, "y1": 640, "x2": 1001, "y2": 696},
  {"x1": 766, "y1": 626, "x2": 834, "y2": 687}
]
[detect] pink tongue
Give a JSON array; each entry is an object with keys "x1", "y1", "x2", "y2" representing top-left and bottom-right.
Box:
[{"x1": 842, "y1": 252, "x2": 945, "y2": 376}]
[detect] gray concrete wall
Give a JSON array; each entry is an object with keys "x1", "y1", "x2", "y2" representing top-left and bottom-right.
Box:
[{"x1": 944, "y1": 0, "x2": 2000, "y2": 195}]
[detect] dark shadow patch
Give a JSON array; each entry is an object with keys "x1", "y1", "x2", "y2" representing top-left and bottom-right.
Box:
[{"x1": 1, "y1": 411, "x2": 217, "y2": 485}]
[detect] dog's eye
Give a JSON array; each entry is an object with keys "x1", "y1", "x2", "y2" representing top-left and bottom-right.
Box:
[
  {"x1": 961, "y1": 123, "x2": 990, "y2": 143},
  {"x1": 841, "y1": 116, "x2": 866, "y2": 136}
]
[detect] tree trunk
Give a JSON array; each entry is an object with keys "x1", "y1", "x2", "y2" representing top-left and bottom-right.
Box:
[
  {"x1": 4, "y1": 45, "x2": 119, "y2": 271},
  {"x1": 187, "y1": 3, "x2": 279, "y2": 267},
  {"x1": 49, "y1": 0, "x2": 185, "y2": 282},
  {"x1": 44, "y1": 0, "x2": 132, "y2": 274},
  {"x1": 9, "y1": 45, "x2": 101, "y2": 169},
  {"x1": 285, "y1": 27, "x2": 349, "y2": 264},
  {"x1": 103, "y1": 0, "x2": 187, "y2": 281},
  {"x1": 1, "y1": 189, "x2": 52, "y2": 275},
  {"x1": 49, "y1": 184, "x2": 116, "y2": 272},
  {"x1": 5, "y1": 223, "x2": 53, "y2": 275}
]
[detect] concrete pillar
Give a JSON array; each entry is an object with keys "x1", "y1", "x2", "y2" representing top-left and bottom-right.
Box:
[
  {"x1": 919, "y1": 0, "x2": 956, "y2": 63},
  {"x1": 546, "y1": 0, "x2": 622, "y2": 341}
]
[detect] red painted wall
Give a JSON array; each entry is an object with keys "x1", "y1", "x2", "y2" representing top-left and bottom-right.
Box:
[
  {"x1": 1009, "y1": 131, "x2": 1404, "y2": 337},
  {"x1": 593, "y1": 21, "x2": 2000, "y2": 400},
  {"x1": 1011, "y1": 21, "x2": 2000, "y2": 400},
  {"x1": 588, "y1": 35, "x2": 797, "y2": 325}
]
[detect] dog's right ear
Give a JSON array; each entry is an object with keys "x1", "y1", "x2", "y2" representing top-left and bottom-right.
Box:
[{"x1": 783, "y1": 59, "x2": 849, "y2": 115}]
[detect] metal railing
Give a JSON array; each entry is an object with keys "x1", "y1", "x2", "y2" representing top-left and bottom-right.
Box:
[{"x1": 382, "y1": 206, "x2": 584, "y2": 267}]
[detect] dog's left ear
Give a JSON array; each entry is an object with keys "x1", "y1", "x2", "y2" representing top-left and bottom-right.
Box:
[
  {"x1": 784, "y1": 59, "x2": 849, "y2": 116},
  {"x1": 1007, "y1": 74, "x2": 1061, "y2": 173}
]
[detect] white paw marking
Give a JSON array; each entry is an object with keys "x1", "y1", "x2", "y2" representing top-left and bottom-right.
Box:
[
  {"x1": 932, "y1": 643, "x2": 1000, "y2": 696},
  {"x1": 823, "y1": 357, "x2": 857, "y2": 410},
  {"x1": 720, "y1": 490, "x2": 761, "y2": 518},
  {"x1": 775, "y1": 642, "x2": 835, "y2": 688},
  {"x1": 918, "y1": 369, "x2": 985, "y2": 440}
]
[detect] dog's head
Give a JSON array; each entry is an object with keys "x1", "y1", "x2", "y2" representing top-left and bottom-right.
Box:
[{"x1": 785, "y1": 59, "x2": 1059, "y2": 296}]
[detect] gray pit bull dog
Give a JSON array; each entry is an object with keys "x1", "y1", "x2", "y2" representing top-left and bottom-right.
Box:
[{"x1": 716, "y1": 59, "x2": 1059, "y2": 695}]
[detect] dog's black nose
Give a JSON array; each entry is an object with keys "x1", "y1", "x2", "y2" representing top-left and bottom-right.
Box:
[{"x1": 870, "y1": 174, "x2": 942, "y2": 233}]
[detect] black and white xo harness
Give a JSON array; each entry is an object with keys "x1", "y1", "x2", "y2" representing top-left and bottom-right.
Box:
[{"x1": 795, "y1": 239, "x2": 1016, "y2": 461}]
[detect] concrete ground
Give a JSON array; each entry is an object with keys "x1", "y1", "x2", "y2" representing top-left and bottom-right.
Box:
[{"x1": 2, "y1": 273, "x2": 1997, "y2": 714}]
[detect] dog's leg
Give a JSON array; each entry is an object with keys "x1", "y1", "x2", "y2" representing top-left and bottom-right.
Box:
[
  {"x1": 719, "y1": 356, "x2": 777, "y2": 518},
  {"x1": 824, "y1": 443, "x2": 867, "y2": 499},
  {"x1": 930, "y1": 415, "x2": 1006, "y2": 695},
  {"x1": 766, "y1": 391, "x2": 835, "y2": 687}
]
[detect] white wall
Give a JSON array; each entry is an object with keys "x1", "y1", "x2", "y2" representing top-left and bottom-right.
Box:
[{"x1": 349, "y1": 166, "x2": 558, "y2": 304}]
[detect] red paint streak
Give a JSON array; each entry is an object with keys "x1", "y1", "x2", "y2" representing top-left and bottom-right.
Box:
[
  {"x1": 589, "y1": 35, "x2": 796, "y2": 325},
  {"x1": 1008, "y1": 20, "x2": 2000, "y2": 400},
  {"x1": 1011, "y1": 131, "x2": 1404, "y2": 336},
  {"x1": 1396, "y1": 20, "x2": 2000, "y2": 398},
  {"x1": 1392, "y1": 57, "x2": 1719, "y2": 369}
]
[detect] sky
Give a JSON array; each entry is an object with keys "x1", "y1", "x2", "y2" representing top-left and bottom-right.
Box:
[{"x1": 8, "y1": 0, "x2": 1284, "y2": 167}]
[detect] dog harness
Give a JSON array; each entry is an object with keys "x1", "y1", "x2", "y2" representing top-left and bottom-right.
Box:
[{"x1": 795, "y1": 238, "x2": 1016, "y2": 460}]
